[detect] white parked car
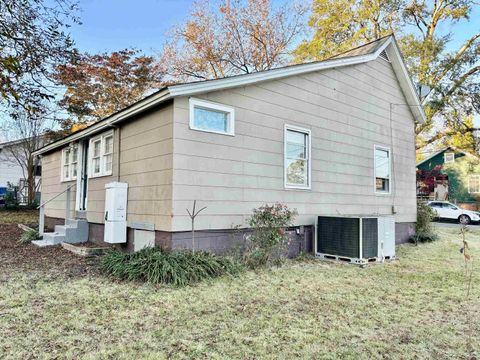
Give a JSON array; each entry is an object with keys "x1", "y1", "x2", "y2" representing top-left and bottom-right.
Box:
[{"x1": 427, "y1": 201, "x2": 480, "y2": 224}]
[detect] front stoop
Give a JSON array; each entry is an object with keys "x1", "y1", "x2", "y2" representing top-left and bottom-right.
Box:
[{"x1": 33, "y1": 219, "x2": 89, "y2": 247}]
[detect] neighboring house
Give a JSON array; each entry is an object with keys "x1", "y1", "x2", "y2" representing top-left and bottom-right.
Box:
[
  {"x1": 33, "y1": 35, "x2": 425, "y2": 253},
  {"x1": 417, "y1": 146, "x2": 480, "y2": 208},
  {"x1": 0, "y1": 139, "x2": 42, "y2": 205}
]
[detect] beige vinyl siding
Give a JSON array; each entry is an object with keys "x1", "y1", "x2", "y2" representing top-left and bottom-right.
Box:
[
  {"x1": 117, "y1": 105, "x2": 174, "y2": 230},
  {"x1": 41, "y1": 150, "x2": 77, "y2": 220},
  {"x1": 43, "y1": 104, "x2": 174, "y2": 231},
  {"x1": 171, "y1": 58, "x2": 416, "y2": 231}
]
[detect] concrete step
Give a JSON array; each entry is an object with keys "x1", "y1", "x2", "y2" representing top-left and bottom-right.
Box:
[
  {"x1": 55, "y1": 225, "x2": 78, "y2": 242},
  {"x1": 54, "y1": 225, "x2": 71, "y2": 235},
  {"x1": 67, "y1": 219, "x2": 88, "y2": 243},
  {"x1": 32, "y1": 232, "x2": 66, "y2": 247},
  {"x1": 32, "y1": 239, "x2": 55, "y2": 247},
  {"x1": 34, "y1": 219, "x2": 89, "y2": 247},
  {"x1": 66, "y1": 218, "x2": 82, "y2": 227}
]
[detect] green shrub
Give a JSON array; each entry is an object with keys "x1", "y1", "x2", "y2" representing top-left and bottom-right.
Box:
[
  {"x1": 243, "y1": 203, "x2": 297, "y2": 268},
  {"x1": 411, "y1": 202, "x2": 438, "y2": 244},
  {"x1": 101, "y1": 247, "x2": 243, "y2": 287},
  {"x1": 18, "y1": 229, "x2": 39, "y2": 244}
]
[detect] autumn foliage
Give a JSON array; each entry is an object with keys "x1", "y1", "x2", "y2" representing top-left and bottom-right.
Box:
[
  {"x1": 159, "y1": 0, "x2": 306, "y2": 83},
  {"x1": 55, "y1": 49, "x2": 163, "y2": 122}
]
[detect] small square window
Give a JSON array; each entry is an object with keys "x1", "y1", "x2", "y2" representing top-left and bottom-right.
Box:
[
  {"x1": 189, "y1": 98, "x2": 234, "y2": 136},
  {"x1": 444, "y1": 152, "x2": 455, "y2": 163}
]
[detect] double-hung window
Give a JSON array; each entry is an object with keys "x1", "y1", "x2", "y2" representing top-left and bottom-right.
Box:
[
  {"x1": 61, "y1": 144, "x2": 78, "y2": 182},
  {"x1": 284, "y1": 125, "x2": 311, "y2": 189},
  {"x1": 374, "y1": 145, "x2": 391, "y2": 194},
  {"x1": 468, "y1": 175, "x2": 480, "y2": 193},
  {"x1": 89, "y1": 131, "x2": 114, "y2": 178},
  {"x1": 189, "y1": 98, "x2": 235, "y2": 135}
]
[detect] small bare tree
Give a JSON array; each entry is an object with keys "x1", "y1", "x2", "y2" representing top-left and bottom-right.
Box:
[
  {"x1": 186, "y1": 200, "x2": 207, "y2": 254},
  {"x1": 1, "y1": 110, "x2": 50, "y2": 206}
]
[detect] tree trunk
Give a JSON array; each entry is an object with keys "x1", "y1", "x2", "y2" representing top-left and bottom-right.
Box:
[{"x1": 27, "y1": 157, "x2": 36, "y2": 206}]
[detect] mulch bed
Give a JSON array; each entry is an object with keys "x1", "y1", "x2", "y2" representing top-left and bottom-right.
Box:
[
  {"x1": 0, "y1": 224, "x2": 100, "y2": 277},
  {"x1": 71, "y1": 241, "x2": 113, "y2": 249}
]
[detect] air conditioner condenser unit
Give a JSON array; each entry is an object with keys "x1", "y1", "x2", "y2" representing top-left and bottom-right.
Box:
[{"x1": 315, "y1": 215, "x2": 396, "y2": 265}]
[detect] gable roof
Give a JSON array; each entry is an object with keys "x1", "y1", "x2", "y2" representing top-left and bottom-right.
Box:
[
  {"x1": 330, "y1": 35, "x2": 392, "y2": 59},
  {"x1": 416, "y1": 146, "x2": 479, "y2": 167},
  {"x1": 34, "y1": 35, "x2": 426, "y2": 156}
]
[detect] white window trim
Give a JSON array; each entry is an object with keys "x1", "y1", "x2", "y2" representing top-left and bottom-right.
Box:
[
  {"x1": 468, "y1": 175, "x2": 480, "y2": 194},
  {"x1": 284, "y1": 124, "x2": 312, "y2": 190},
  {"x1": 88, "y1": 130, "x2": 114, "y2": 179},
  {"x1": 374, "y1": 145, "x2": 392, "y2": 195},
  {"x1": 189, "y1": 97, "x2": 235, "y2": 136},
  {"x1": 444, "y1": 152, "x2": 455, "y2": 163},
  {"x1": 61, "y1": 144, "x2": 78, "y2": 182}
]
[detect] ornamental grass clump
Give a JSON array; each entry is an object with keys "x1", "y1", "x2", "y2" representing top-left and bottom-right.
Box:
[
  {"x1": 243, "y1": 203, "x2": 297, "y2": 268},
  {"x1": 18, "y1": 229, "x2": 39, "y2": 244},
  {"x1": 101, "y1": 247, "x2": 242, "y2": 287}
]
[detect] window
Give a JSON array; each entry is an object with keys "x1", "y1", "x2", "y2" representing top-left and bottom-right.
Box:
[
  {"x1": 444, "y1": 152, "x2": 455, "y2": 163},
  {"x1": 61, "y1": 144, "x2": 78, "y2": 182},
  {"x1": 71, "y1": 145, "x2": 78, "y2": 178},
  {"x1": 89, "y1": 131, "x2": 114, "y2": 178},
  {"x1": 104, "y1": 135, "x2": 113, "y2": 173},
  {"x1": 284, "y1": 125, "x2": 311, "y2": 189},
  {"x1": 189, "y1": 98, "x2": 235, "y2": 135},
  {"x1": 375, "y1": 146, "x2": 391, "y2": 194},
  {"x1": 468, "y1": 175, "x2": 480, "y2": 193},
  {"x1": 444, "y1": 203, "x2": 458, "y2": 210}
]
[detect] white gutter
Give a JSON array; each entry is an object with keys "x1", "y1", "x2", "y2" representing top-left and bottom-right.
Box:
[
  {"x1": 34, "y1": 89, "x2": 171, "y2": 156},
  {"x1": 168, "y1": 53, "x2": 377, "y2": 97}
]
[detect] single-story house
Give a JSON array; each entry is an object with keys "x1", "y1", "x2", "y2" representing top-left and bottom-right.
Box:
[
  {"x1": 33, "y1": 35, "x2": 425, "y2": 253},
  {"x1": 417, "y1": 146, "x2": 480, "y2": 209}
]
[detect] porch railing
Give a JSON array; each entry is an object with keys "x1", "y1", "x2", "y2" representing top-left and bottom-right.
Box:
[{"x1": 37, "y1": 183, "x2": 76, "y2": 236}]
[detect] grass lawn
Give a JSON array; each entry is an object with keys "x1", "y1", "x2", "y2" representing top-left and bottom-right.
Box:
[
  {"x1": 0, "y1": 227, "x2": 479, "y2": 359},
  {"x1": 0, "y1": 209, "x2": 38, "y2": 225}
]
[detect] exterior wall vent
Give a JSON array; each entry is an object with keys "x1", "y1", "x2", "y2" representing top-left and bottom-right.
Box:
[
  {"x1": 379, "y1": 50, "x2": 390, "y2": 62},
  {"x1": 315, "y1": 216, "x2": 395, "y2": 265}
]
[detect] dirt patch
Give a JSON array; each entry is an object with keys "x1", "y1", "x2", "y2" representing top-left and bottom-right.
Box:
[{"x1": 0, "y1": 224, "x2": 100, "y2": 277}]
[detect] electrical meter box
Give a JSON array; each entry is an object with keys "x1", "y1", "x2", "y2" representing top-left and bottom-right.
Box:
[{"x1": 104, "y1": 182, "x2": 128, "y2": 243}]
